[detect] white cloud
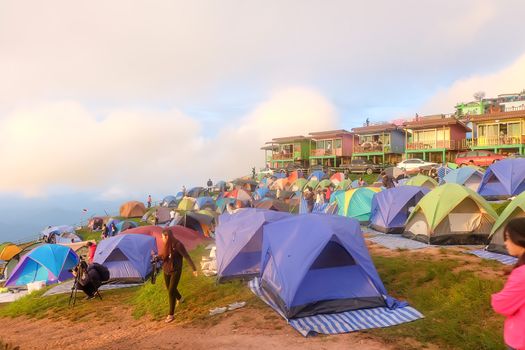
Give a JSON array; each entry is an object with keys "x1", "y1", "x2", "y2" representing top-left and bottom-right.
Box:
[
  {"x1": 421, "y1": 53, "x2": 525, "y2": 114},
  {"x1": 0, "y1": 87, "x2": 337, "y2": 198}
]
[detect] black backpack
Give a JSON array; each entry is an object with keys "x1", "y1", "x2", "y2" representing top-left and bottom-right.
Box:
[{"x1": 90, "y1": 263, "x2": 110, "y2": 282}]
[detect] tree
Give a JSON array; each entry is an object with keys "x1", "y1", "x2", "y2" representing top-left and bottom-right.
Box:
[{"x1": 473, "y1": 91, "x2": 485, "y2": 101}]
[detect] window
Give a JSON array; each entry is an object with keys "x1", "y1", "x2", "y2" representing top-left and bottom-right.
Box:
[
  {"x1": 316, "y1": 140, "x2": 325, "y2": 149},
  {"x1": 325, "y1": 140, "x2": 333, "y2": 150},
  {"x1": 466, "y1": 151, "x2": 478, "y2": 157},
  {"x1": 478, "y1": 151, "x2": 490, "y2": 156},
  {"x1": 335, "y1": 139, "x2": 342, "y2": 149}
]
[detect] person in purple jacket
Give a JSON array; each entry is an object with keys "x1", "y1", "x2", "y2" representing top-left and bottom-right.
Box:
[{"x1": 491, "y1": 218, "x2": 525, "y2": 350}]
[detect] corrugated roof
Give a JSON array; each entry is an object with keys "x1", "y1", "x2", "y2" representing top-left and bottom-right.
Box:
[
  {"x1": 352, "y1": 123, "x2": 399, "y2": 134},
  {"x1": 468, "y1": 110, "x2": 525, "y2": 122},
  {"x1": 268, "y1": 135, "x2": 310, "y2": 143},
  {"x1": 403, "y1": 117, "x2": 471, "y2": 131}
]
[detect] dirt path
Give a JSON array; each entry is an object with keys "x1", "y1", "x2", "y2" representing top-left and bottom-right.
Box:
[{"x1": 1, "y1": 306, "x2": 392, "y2": 350}]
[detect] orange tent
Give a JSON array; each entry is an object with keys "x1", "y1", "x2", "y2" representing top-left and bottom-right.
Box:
[
  {"x1": 119, "y1": 201, "x2": 146, "y2": 218},
  {"x1": 287, "y1": 171, "x2": 299, "y2": 183},
  {"x1": 0, "y1": 243, "x2": 21, "y2": 261}
]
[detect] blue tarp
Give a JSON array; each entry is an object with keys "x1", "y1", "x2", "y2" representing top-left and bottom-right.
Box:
[
  {"x1": 260, "y1": 214, "x2": 403, "y2": 318},
  {"x1": 5, "y1": 244, "x2": 78, "y2": 287},
  {"x1": 215, "y1": 209, "x2": 291, "y2": 281},
  {"x1": 478, "y1": 158, "x2": 525, "y2": 199},
  {"x1": 94, "y1": 234, "x2": 157, "y2": 282},
  {"x1": 369, "y1": 186, "x2": 429, "y2": 233}
]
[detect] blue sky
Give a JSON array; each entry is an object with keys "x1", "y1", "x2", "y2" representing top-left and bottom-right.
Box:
[{"x1": 1, "y1": 0, "x2": 525, "y2": 242}]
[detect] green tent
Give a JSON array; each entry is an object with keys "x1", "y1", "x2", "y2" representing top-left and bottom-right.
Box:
[
  {"x1": 316, "y1": 179, "x2": 332, "y2": 190},
  {"x1": 177, "y1": 197, "x2": 196, "y2": 211},
  {"x1": 404, "y1": 183, "x2": 497, "y2": 244},
  {"x1": 305, "y1": 179, "x2": 319, "y2": 191},
  {"x1": 334, "y1": 187, "x2": 382, "y2": 223},
  {"x1": 404, "y1": 174, "x2": 438, "y2": 189},
  {"x1": 488, "y1": 196, "x2": 524, "y2": 255},
  {"x1": 335, "y1": 179, "x2": 352, "y2": 191},
  {"x1": 290, "y1": 178, "x2": 308, "y2": 192}
]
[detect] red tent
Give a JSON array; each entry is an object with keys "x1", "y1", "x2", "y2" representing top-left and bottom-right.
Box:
[{"x1": 122, "y1": 225, "x2": 208, "y2": 251}]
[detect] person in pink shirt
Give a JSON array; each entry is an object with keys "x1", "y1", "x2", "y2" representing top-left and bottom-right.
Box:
[{"x1": 491, "y1": 218, "x2": 525, "y2": 350}]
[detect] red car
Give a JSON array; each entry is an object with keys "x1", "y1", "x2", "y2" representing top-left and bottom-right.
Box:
[{"x1": 455, "y1": 151, "x2": 506, "y2": 167}]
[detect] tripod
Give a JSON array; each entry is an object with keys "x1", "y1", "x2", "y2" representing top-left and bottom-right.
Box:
[{"x1": 69, "y1": 260, "x2": 102, "y2": 307}]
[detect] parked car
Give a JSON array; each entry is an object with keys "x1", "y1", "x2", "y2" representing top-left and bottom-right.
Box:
[
  {"x1": 455, "y1": 151, "x2": 506, "y2": 167},
  {"x1": 396, "y1": 158, "x2": 437, "y2": 172},
  {"x1": 342, "y1": 159, "x2": 384, "y2": 175}
]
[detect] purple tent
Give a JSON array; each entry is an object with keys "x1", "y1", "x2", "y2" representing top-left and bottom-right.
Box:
[
  {"x1": 369, "y1": 186, "x2": 430, "y2": 233},
  {"x1": 260, "y1": 214, "x2": 403, "y2": 318},
  {"x1": 478, "y1": 158, "x2": 525, "y2": 200},
  {"x1": 215, "y1": 209, "x2": 291, "y2": 282},
  {"x1": 94, "y1": 234, "x2": 157, "y2": 282}
]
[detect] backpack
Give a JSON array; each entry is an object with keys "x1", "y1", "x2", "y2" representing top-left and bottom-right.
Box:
[{"x1": 91, "y1": 263, "x2": 110, "y2": 282}]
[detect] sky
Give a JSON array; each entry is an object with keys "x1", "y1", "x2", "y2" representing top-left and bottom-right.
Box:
[{"x1": 1, "y1": 0, "x2": 525, "y2": 241}]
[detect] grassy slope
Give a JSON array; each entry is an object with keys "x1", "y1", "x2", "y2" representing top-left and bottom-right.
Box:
[
  {"x1": 0, "y1": 247, "x2": 506, "y2": 350},
  {"x1": 370, "y1": 254, "x2": 504, "y2": 350}
]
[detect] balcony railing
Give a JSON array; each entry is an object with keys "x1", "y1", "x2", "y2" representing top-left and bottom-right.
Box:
[
  {"x1": 310, "y1": 148, "x2": 343, "y2": 157},
  {"x1": 270, "y1": 153, "x2": 294, "y2": 160},
  {"x1": 353, "y1": 144, "x2": 404, "y2": 154},
  {"x1": 406, "y1": 140, "x2": 458, "y2": 150},
  {"x1": 461, "y1": 135, "x2": 525, "y2": 148}
]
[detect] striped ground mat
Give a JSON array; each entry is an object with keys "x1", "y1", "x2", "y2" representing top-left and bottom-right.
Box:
[
  {"x1": 365, "y1": 234, "x2": 430, "y2": 250},
  {"x1": 467, "y1": 250, "x2": 518, "y2": 266},
  {"x1": 248, "y1": 279, "x2": 424, "y2": 337}
]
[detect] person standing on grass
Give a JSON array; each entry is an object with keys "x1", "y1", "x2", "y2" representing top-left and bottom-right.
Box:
[
  {"x1": 147, "y1": 195, "x2": 152, "y2": 209},
  {"x1": 159, "y1": 229, "x2": 198, "y2": 323},
  {"x1": 491, "y1": 218, "x2": 525, "y2": 350}
]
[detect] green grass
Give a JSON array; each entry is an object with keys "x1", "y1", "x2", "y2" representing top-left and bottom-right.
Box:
[
  {"x1": 370, "y1": 255, "x2": 504, "y2": 350},
  {"x1": 347, "y1": 173, "x2": 378, "y2": 185},
  {"x1": 130, "y1": 247, "x2": 258, "y2": 323},
  {"x1": 0, "y1": 249, "x2": 507, "y2": 349}
]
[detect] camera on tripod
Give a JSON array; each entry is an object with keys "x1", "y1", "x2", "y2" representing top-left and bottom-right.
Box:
[
  {"x1": 150, "y1": 254, "x2": 162, "y2": 284},
  {"x1": 68, "y1": 257, "x2": 109, "y2": 306}
]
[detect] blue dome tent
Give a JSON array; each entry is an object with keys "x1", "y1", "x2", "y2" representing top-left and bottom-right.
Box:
[
  {"x1": 5, "y1": 244, "x2": 78, "y2": 287},
  {"x1": 215, "y1": 209, "x2": 291, "y2": 282},
  {"x1": 260, "y1": 214, "x2": 397, "y2": 318},
  {"x1": 94, "y1": 234, "x2": 157, "y2": 282}
]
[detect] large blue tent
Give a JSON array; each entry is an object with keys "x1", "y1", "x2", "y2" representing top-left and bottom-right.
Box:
[
  {"x1": 478, "y1": 158, "x2": 525, "y2": 200},
  {"x1": 443, "y1": 167, "x2": 483, "y2": 191},
  {"x1": 369, "y1": 186, "x2": 429, "y2": 233},
  {"x1": 216, "y1": 209, "x2": 291, "y2": 282},
  {"x1": 5, "y1": 244, "x2": 78, "y2": 287},
  {"x1": 260, "y1": 214, "x2": 395, "y2": 318},
  {"x1": 94, "y1": 234, "x2": 157, "y2": 282}
]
